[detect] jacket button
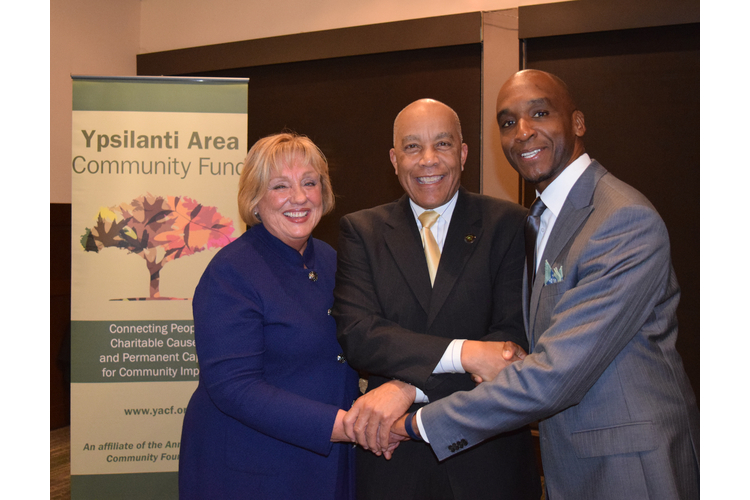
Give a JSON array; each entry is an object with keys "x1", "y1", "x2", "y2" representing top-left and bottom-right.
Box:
[{"x1": 337, "y1": 353, "x2": 346, "y2": 363}]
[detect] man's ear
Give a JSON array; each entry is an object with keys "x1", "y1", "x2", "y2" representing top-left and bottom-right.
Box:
[
  {"x1": 573, "y1": 110, "x2": 586, "y2": 138},
  {"x1": 389, "y1": 149, "x2": 399, "y2": 175}
]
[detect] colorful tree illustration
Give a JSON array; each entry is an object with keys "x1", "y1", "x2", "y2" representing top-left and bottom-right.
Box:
[{"x1": 81, "y1": 194, "x2": 236, "y2": 299}]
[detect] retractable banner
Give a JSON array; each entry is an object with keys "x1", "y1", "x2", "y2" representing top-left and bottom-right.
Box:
[{"x1": 70, "y1": 76, "x2": 248, "y2": 498}]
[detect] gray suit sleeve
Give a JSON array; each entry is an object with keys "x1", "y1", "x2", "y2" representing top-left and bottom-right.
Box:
[{"x1": 421, "y1": 202, "x2": 673, "y2": 460}]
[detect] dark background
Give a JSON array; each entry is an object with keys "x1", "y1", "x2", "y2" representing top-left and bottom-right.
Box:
[
  {"x1": 195, "y1": 44, "x2": 483, "y2": 247},
  {"x1": 523, "y1": 23, "x2": 700, "y2": 399},
  {"x1": 52, "y1": 2, "x2": 700, "y2": 429}
]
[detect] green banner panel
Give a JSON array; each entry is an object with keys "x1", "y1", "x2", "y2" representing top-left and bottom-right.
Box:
[
  {"x1": 72, "y1": 77, "x2": 248, "y2": 113},
  {"x1": 71, "y1": 472, "x2": 178, "y2": 499},
  {"x1": 72, "y1": 321, "x2": 199, "y2": 383}
]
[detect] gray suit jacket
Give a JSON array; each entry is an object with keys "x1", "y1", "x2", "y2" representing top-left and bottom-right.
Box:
[{"x1": 421, "y1": 162, "x2": 700, "y2": 500}]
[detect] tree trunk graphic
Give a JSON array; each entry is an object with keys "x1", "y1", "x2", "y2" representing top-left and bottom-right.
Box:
[{"x1": 145, "y1": 251, "x2": 163, "y2": 299}]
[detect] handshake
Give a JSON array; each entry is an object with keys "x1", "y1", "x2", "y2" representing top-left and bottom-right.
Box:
[{"x1": 331, "y1": 340, "x2": 526, "y2": 459}]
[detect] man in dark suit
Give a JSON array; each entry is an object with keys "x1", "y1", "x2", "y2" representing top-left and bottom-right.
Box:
[
  {"x1": 332, "y1": 99, "x2": 541, "y2": 499},
  {"x1": 392, "y1": 71, "x2": 700, "y2": 500}
]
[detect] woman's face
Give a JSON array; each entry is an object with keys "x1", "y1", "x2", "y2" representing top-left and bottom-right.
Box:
[{"x1": 255, "y1": 156, "x2": 324, "y2": 254}]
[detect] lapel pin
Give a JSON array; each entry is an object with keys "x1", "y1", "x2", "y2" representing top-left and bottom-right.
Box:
[
  {"x1": 308, "y1": 271, "x2": 318, "y2": 282},
  {"x1": 464, "y1": 234, "x2": 476, "y2": 244}
]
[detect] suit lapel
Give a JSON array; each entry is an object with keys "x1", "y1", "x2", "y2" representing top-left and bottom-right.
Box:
[
  {"x1": 426, "y1": 188, "x2": 482, "y2": 328},
  {"x1": 383, "y1": 195, "x2": 433, "y2": 315},
  {"x1": 528, "y1": 162, "x2": 608, "y2": 347}
]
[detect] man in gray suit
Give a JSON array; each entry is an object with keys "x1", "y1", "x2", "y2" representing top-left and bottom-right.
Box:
[{"x1": 391, "y1": 70, "x2": 700, "y2": 499}]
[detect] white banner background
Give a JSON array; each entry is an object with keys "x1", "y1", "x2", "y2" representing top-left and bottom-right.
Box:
[{"x1": 70, "y1": 77, "x2": 247, "y2": 498}]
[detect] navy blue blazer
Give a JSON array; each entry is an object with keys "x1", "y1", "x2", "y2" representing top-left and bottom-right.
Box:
[{"x1": 179, "y1": 224, "x2": 358, "y2": 499}]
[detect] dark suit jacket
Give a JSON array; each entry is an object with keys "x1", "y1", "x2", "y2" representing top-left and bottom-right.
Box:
[
  {"x1": 333, "y1": 187, "x2": 541, "y2": 499},
  {"x1": 422, "y1": 162, "x2": 700, "y2": 500}
]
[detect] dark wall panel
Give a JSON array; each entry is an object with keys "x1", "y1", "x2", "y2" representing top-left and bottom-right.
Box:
[
  {"x1": 187, "y1": 44, "x2": 482, "y2": 249},
  {"x1": 51, "y1": 203, "x2": 72, "y2": 429},
  {"x1": 525, "y1": 23, "x2": 700, "y2": 402}
]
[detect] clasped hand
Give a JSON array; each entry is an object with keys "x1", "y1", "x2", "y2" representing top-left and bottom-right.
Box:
[
  {"x1": 341, "y1": 379, "x2": 413, "y2": 459},
  {"x1": 340, "y1": 341, "x2": 525, "y2": 459},
  {"x1": 461, "y1": 340, "x2": 526, "y2": 384}
]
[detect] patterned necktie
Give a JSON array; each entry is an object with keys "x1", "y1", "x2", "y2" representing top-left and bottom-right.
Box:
[
  {"x1": 418, "y1": 210, "x2": 441, "y2": 286},
  {"x1": 525, "y1": 198, "x2": 547, "y2": 298}
]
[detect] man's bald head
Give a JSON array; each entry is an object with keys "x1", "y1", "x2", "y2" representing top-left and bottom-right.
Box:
[
  {"x1": 393, "y1": 99, "x2": 463, "y2": 147},
  {"x1": 496, "y1": 70, "x2": 579, "y2": 120}
]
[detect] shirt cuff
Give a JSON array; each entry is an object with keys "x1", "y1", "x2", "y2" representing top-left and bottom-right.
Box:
[
  {"x1": 414, "y1": 386, "x2": 429, "y2": 403},
  {"x1": 434, "y1": 339, "x2": 466, "y2": 374},
  {"x1": 415, "y1": 408, "x2": 430, "y2": 443}
]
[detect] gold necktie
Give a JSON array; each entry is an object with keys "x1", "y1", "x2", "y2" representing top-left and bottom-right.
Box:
[{"x1": 418, "y1": 210, "x2": 441, "y2": 286}]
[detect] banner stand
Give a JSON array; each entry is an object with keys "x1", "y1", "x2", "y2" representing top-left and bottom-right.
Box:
[{"x1": 70, "y1": 76, "x2": 248, "y2": 499}]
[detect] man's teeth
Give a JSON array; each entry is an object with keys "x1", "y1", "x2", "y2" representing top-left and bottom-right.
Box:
[
  {"x1": 521, "y1": 149, "x2": 541, "y2": 158},
  {"x1": 417, "y1": 175, "x2": 444, "y2": 185},
  {"x1": 284, "y1": 211, "x2": 308, "y2": 217}
]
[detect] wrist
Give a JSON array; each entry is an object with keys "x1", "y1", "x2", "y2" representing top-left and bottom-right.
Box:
[
  {"x1": 460, "y1": 340, "x2": 480, "y2": 374},
  {"x1": 390, "y1": 379, "x2": 417, "y2": 402},
  {"x1": 331, "y1": 409, "x2": 349, "y2": 442},
  {"x1": 403, "y1": 411, "x2": 422, "y2": 441}
]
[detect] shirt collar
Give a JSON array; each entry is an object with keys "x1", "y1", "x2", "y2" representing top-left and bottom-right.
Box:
[
  {"x1": 538, "y1": 154, "x2": 591, "y2": 218},
  {"x1": 409, "y1": 189, "x2": 459, "y2": 227}
]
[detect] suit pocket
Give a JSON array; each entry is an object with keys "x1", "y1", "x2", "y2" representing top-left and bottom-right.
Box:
[
  {"x1": 539, "y1": 280, "x2": 568, "y2": 298},
  {"x1": 570, "y1": 421, "x2": 657, "y2": 458}
]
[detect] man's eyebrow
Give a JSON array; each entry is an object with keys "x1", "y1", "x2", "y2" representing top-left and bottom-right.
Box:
[
  {"x1": 496, "y1": 109, "x2": 510, "y2": 120},
  {"x1": 400, "y1": 132, "x2": 455, "y2": 144},
  {"x1": 399, "y1": 134, "x2": 421, "y2": 144},
  {"x1": 434, "y1": 132, "x2": 455, "y2": 141},
  {"x1": 497, "y1": 98, "x2": 550, "y2": 119}
]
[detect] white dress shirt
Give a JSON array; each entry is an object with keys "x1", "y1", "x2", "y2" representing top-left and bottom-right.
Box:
[
  {"x1": 535, "y1": 154, "x2": 591, "y2": 267},
  {"x1": 409, "y1": 191, "x2": 467, "y2": 404}
]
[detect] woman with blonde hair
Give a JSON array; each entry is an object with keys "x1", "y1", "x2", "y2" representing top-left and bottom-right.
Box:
[{"x1": 179, "y1": 132, "x2": 358, "y2": 499}]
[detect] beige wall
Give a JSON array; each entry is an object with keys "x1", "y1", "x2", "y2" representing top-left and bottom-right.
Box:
[
  {"x1": 140, "y1": 0, "x2": 566, "y2": 53},
  {"x1": 51, "y1": 0, "x2": 567, "y2": 204},
  {"x1": 482, "y1": 10, "x2": 524, "y2": 202},
  {"x1": 50, "y1": 0, "x2": 140, "y2": 204}
]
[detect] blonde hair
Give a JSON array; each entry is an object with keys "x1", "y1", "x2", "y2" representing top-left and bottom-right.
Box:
[{"x1": 238, "y1": 132, "x2": 335, "y2": 226}]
